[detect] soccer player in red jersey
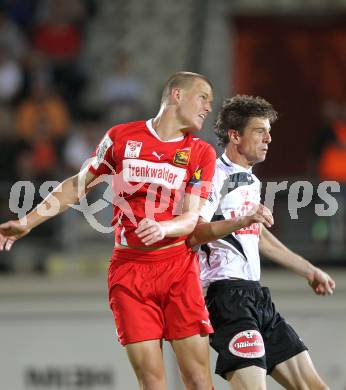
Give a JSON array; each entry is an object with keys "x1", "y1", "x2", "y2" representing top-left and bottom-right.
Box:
[{"x1": 0, "y1": 72, "x2": 216, "y2": 390}]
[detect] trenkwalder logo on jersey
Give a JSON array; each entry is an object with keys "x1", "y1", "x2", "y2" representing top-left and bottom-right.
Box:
[{"x1": 229, "y1": 330, "x2": 265, "y2": 358}]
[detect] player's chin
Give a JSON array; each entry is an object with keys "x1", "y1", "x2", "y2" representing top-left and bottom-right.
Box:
[
  {"x1": 257, "y1": 154, "x2": 267, "y2": 163},
  {"x1": 197, "y1": 119, "x2": 206, "y2": 130},
  {"x1": 192, "y1": 118, "x2": 205, "y2": 131}
]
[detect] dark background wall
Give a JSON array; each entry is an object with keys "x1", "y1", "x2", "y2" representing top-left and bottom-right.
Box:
[{"x1": 231, "y1": 15, "x2": 346, "y2": 178}]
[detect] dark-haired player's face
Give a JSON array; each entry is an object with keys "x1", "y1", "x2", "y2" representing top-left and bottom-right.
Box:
[
  {"x1": 237, "y1": 117, "x2": 271, "y2": 166},
  {"x1": 177, "y1": 79, "x2": 213, "y2": 131}
]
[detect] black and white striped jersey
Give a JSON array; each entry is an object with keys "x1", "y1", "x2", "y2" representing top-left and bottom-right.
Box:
[{"x1": 198, "y1": 153, "x2": 262, "y2": 288}]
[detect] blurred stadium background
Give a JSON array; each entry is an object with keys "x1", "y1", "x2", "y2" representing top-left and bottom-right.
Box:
[{"x1": 0, "y1": 0, "x2": 345, "y2": 389}]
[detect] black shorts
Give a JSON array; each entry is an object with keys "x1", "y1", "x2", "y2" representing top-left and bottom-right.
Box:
[{"x1": 205, "y1": 279, "x2": 307, "y2": 379}]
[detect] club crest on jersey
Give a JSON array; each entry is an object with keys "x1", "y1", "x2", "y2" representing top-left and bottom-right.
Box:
[
  {"x1": 173, "y1": 148, "x2": 191, "y2": 166},
  {"x1": 229, "y1": 330, "x2": 265, "y2": 358},
  {"x1": 125, "y1": 140, "x2": 142, "y2": 158}
]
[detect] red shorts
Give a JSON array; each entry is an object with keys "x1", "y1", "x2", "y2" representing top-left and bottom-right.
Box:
[{"x1": 108, "y1": 248, "x2": 213, "y2": 345}]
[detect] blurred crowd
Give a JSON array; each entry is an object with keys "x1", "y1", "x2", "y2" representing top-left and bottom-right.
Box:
[
  {"x1": 0, "y1": 1, "x2": 148, "y2": 274},
  {"x1": 0, "y1": 0, "x2": 147, "y2": 224}
]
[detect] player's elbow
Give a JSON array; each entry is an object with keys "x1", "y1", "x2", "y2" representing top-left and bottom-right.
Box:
[{"x1": 185, "y1": 212, "x2": 199, "y2": 233}]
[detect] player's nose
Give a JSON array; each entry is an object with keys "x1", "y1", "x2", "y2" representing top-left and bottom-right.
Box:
[{"x1": 264, "y1": 131, "x2": 271, "y2": 144}]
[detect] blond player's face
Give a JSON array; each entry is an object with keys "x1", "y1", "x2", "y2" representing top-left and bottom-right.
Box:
[
  {"x1": 237, "y1": 117, "x2": 272, "y2": 166},
  {"x1": 177, "y1": 79, "x2": 213, "y2": 131}
]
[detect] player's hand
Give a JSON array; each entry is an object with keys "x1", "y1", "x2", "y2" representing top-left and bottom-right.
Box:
[
  {"x1": 0, "y1": 220, "x2": 31, "y2": 251},
  {"x1": 135, "y1": 218, "x2": 166, "y2": 246},
  {"x1": 239, "y1": 204, "x2": 274, "y2": 228},
  {"x1": 307, "y1": 267, "x2": 335, "y2": 295}
]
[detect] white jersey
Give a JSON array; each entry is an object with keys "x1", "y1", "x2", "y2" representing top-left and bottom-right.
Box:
[{"x1": 199, "y1": 153, "x2": 262, "y2": 288}]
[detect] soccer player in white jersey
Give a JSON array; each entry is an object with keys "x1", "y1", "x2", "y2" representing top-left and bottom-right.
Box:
[{"x1": 189, "y1": 95, "x2": 335, "y2": 390}]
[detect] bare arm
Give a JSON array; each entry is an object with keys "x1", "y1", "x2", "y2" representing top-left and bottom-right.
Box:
[
  {"x1": 188, "y1": 204, "x2": 274, "y2": 247},
  {"x1": 259, "y1": 226, "x2": 335, "y2": 295},
  {"x1": 135, "y1": 193, "x2": 205, "y2": 246},
  {"x1": 0, "y1": 167, "x2": 97, "y2": 251}
]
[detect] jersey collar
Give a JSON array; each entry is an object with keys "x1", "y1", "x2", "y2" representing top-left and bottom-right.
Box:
[
  {"x1": 146, "y1": 119, "x2": 185, "y2": 143},
  {"x1": 221, "y1": 153, "x2": 253, "y2": 173}
]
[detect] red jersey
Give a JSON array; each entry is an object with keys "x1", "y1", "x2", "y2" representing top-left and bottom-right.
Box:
[{"x1": 88, "y1": 119, "x2": 216, "y2": 256}]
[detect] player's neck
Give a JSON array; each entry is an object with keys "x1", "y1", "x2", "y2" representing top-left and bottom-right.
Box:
[
  {"x1": 152, "y1": 110, "x2": 189, "y2": 141},
  {"x1": 225, "y1": 149, "x2": 253, "y2": 170}
]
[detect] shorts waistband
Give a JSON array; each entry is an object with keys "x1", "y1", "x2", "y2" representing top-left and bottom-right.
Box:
[
  {"x1": 207, "y1": 279, "x2": 261, "y2": 295},
  {"x1": 111, "y1": 241, "x2": 191, "y2": 264},
  {"x1": 114, "y1": 240, "x2": 185, "y2": 252}
]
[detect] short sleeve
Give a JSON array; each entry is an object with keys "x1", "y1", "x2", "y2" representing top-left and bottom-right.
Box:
[
  {"x1": 185, "y1": 143, "x2": 216, "y2": 199},
  {"x1": 88, "y1": 129, "x2": 115, "y2": 176},
  {"x1": 199, "y1": 181, "x2": 219, "y2": 222}
]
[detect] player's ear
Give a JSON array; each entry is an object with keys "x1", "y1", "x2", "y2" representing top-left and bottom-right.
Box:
[
  {"x1": 171, "y1": 87, "x2": 181, "y2": 103},
  {"x1": 228, "y1": 129, "x2": 241, "y2": 144}
]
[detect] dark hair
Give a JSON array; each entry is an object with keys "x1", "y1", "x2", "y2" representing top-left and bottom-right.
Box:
[
  {"x1": 161, "y1": 71, "x2": 213, "y2": 104},
  {"x1": 215, "y1": 95, "x2": 278, "y2": 147}
]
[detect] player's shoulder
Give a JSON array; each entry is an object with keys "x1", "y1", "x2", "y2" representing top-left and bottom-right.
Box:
[
  {"x1": 211, "y1": 157, "x2": 229, "y2": 184},
  {"x1": 188, "y1": 135, "x2": 212, "y2": 148},
  {"x1": 216, "y1": 155, "x2": 233, "y2": 173},
  {"x1": 188, "y1": 135, "x2": 216, "y2": 155}
]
